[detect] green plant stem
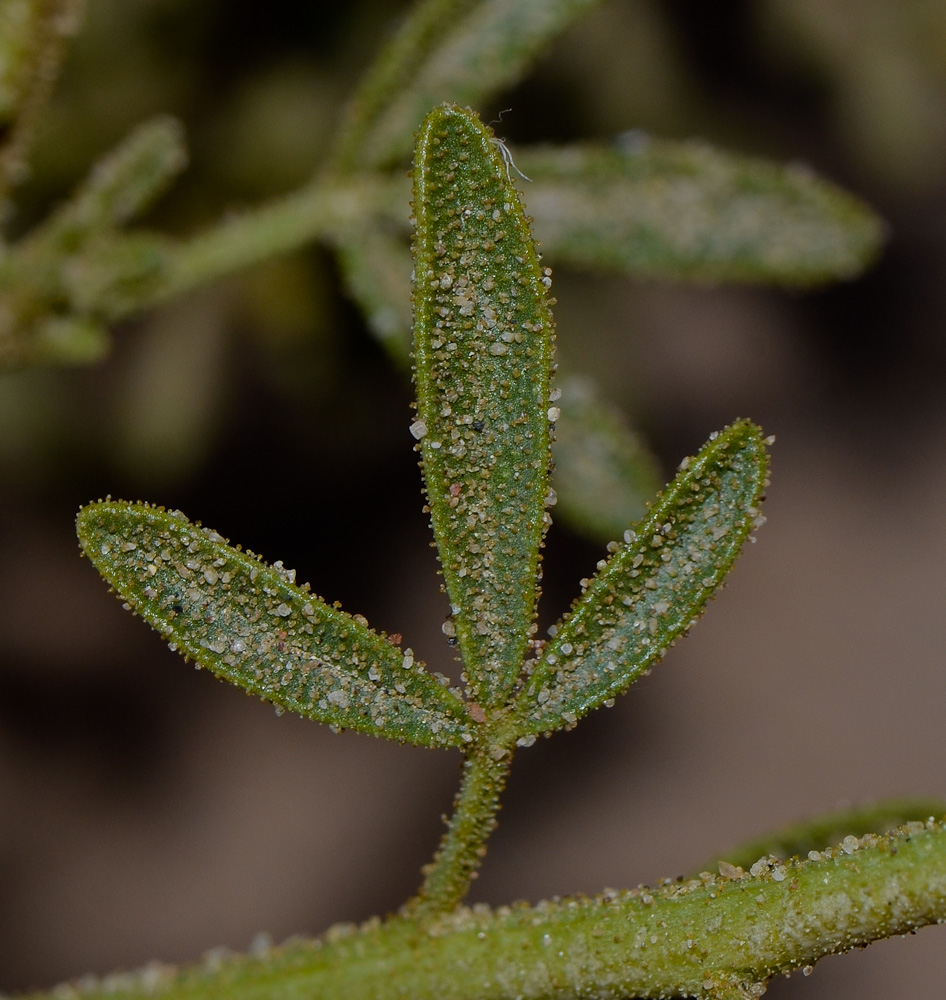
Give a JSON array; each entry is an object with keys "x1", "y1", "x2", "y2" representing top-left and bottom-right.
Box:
[
  {"x1": 43, "y1": 819, "x2": 946, "y2": 1000},
  {"x1": 407, "y1": 747, "x2": 511, "y2": 920},
  {"x1": 146, "y1": 177, "x2": 398, "y2": 311},
  {"x1": 0, "y1": 175, "x2": 407, "y2": 366}
]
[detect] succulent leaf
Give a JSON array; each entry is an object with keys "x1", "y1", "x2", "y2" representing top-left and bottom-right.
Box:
[
  {"x1": 334, "y1": 231, "x2": 664, "y2": 550},
  {"x1": 511, "y1": 420, "x2": 769, "y2": 738},
  {"x1": 412, "y1": 104, "x2": 554, "y2": 709},
  {"x1": 76, "y1": 501, "x2": 474, "y2": 748}
]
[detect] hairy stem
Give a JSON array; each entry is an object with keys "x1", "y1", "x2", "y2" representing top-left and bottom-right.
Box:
[
  {"x1": 41, "y1": 819, "x2": 946, "y2": 1000},
  {"x1": 407, "y1": 747, "x2": 511, "y2": 919},
  {"x1": 145, "y1": 177, "x2": 397, "y2": 311}
]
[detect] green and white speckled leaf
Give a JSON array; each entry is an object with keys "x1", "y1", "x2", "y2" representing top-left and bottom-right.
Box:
[
  {"x1": 510, "y1": 420, "x2": 769, "y2": 739},
  {"x1": 333, "y1": 231, "x2": 664, "y2": 552},
  {"x1": 518, "y1": 140, "x2": 884, "y2": 285},
  {"x1": 412, "y1": 104, "x2": 554, "y2": 710},
  {"x1": 76, "y1": 501, "x2": 474, "y2": 748}
]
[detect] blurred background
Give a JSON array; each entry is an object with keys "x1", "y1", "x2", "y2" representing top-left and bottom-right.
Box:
[{"x1": 2, "y1": 0, "x2": 946, "y2": 995}]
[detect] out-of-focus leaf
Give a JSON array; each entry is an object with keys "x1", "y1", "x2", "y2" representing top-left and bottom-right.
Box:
[
  {"x1": 353, "y1": 0, "x2": 604, "y2": 170},
  {"x1": 510, "y1": 420, "x2": 769, "y2": 739},
  {"x1": 60, "y1": 232, "x2": 173, "y2": 317},
  {"x1": 27, "y1": 115, "x2": 187, "y2": 245},
  {"x1": 705, "y1": 798, "x2": 946, "y2": 874},
  {"x1": 76, "y1": 501, "x2": 475, "y2": 749},
  {"x1": 519, "y1": 138, "x2": 885, "y2": 285},
  {"x1": 551, "y1": 375, "x2": 662, "y2": 544},
  {"x1": 333, "y1": 225, "x2": 413, "y2": 367},
  {"x1": 0, "y1": 118, "x2": 183, "y2": 367},
  {"x1": 26, "y1": 315, "x2": 109, "y2": 365},
  {"x1": 0, "y1": 0, "x2": 83, "y2": 201},
  {"x1": 412, "y1": 104, "x2": 554, "y2": 710},
  {"x1": 0, "y1": 231, "x2": 172, "y2": 368},
  {"x1": 0, "y1": 0, "x2": 44, "y2": 123},
  {"x1": 331, "y1": 0, "x2": 476, "y2": 170}
]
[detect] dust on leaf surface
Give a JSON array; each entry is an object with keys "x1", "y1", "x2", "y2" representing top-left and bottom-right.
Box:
[
  {"x1": 411, "y1": 104, "x2": 554, "y2": 710},
  {"x1": 77, "y1": 501, "x2": 474, "y2": 748}
]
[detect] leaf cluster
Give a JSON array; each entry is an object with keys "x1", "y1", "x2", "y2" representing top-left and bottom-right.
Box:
[
  {"x1": 0, "y1": 0, "x2": 884, "y2": 541},
  {"x1": 76, "y1": 106, "x2": 771, "y2": 765},
  {"x1": 70, "y1": 103, "x2": 946, "y2": 999},
  {"x1": 4, "y1": 3, "x2": 943, "y2": 999}
]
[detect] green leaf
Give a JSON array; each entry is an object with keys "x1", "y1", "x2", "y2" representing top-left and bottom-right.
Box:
[
  {"x1": 0, "y1": 117, "x2": 184, "y2": 367},
  {"x1": 76, "y1": 501, "x2": 475, "y2": 749},
  {"x1": 332, "y1": 224, "x2": 413, "y2": 368},
  {"x1": 0, "y1": 0, "x2": 42, "y2": 122},
  {"x1": 511, "y1": 420, "x2": 769, "y2": 739},
  {"x1": 352, "y1": 0, "x2": 604, "y2": 170},
  {"x1": 25, "y1": 314, "x2": 109, "y2": 365},
  {"x1": 332, "y1": 232, "x2": 664, "y2": 552},
  {"x1": 412, "y1": 104, "x2": 554, "y2": 709},
  {"x1": 550, "y1": 374, "x2": 662, "y2": 544},
  {"x1": 705, "y1": 798, "x2": 946, "y2": 874},
  {"x1": 330, "y1": 0, "x2": 477, "y2": 171},
  {"x1": 28, "y1": 115, "x2": 187, "y2": 246},
  {"x1": 518, "y1": 139, "x2": 885, "y2": 285},
  {"x1": 0, "y1": 0, "x2": 84, "y2": 204}
]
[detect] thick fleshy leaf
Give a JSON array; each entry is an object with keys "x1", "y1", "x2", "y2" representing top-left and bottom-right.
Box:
[
  {"x1": 353, "y1": 0, "x2": 603, "y2": 169},
  {"x1": 518, "y1": 139, "x2": 884, "y2": 285},
  {"x1": 510, "y1": 420, "x2": 769, "y2": 739},
  {"x1": 550, "y1": 375, "x2": 662, "y2": 544},
  {"x1": 76, "y1": 501, "x2": 474, "y2": 749},
  {"x1": 412, "y1": 104, "x2": 554, "y2": 709}
]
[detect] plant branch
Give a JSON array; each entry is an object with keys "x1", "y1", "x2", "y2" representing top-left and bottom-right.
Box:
[
  {"x1": 41, "y1": 818, "x2": 946, "y2": 1000},
  {"x1": 699, "y1": 796, "x2": 946, "y2": 875},
  {"x1": 0, "y1": 172, "x2": 403, "y2": 366},
  {"x1": 143, "y1": 176, "x2": 398, "y2": 312},
  {"x1": 406, "y1": 747, "x2": 511, "y2": 920}
]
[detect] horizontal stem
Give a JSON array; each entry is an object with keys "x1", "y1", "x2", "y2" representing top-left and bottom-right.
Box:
[
  {"x1": 133, "y1": 175, "x2": 406, "y2": 314},
  {"x1": 36, "y1": 817, "x2": 946, "y2": 1000}
]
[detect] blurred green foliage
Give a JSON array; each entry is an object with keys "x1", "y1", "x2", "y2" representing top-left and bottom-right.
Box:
[{"x1": 0, "y1": 0, "x2": 886, "y2": 542}]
